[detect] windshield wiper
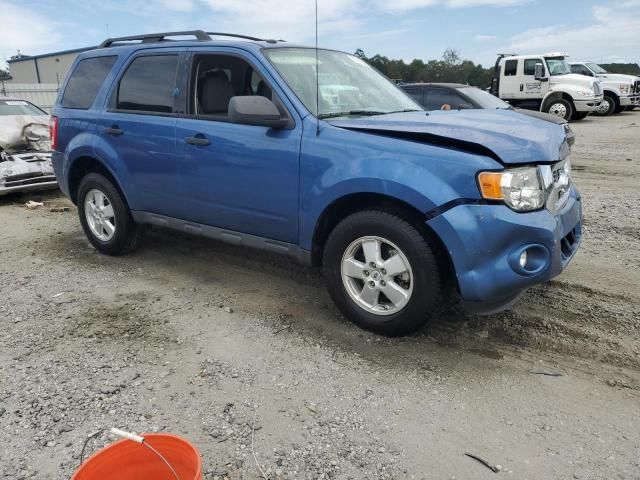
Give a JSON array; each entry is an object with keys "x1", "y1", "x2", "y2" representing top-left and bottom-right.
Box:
[{"x1": 318, "y1": 110, "x2": 389, "y2": 119}]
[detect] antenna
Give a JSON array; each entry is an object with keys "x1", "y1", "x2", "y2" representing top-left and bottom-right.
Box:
[{"x1": 315, "y1": 0, "x2": 320, "y2": 136}]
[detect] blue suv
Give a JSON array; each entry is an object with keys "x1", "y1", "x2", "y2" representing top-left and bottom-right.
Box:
[{"x1": 50, "y1": 31, "x2": 582, "y2": 336}]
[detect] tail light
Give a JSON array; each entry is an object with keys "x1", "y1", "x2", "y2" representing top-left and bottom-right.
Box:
[{"x1": 50, "y1": 116, "x2": 59, "y2": 151}]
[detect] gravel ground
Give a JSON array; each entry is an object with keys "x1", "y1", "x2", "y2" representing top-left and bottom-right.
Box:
[{"x1": 1, "y1": 112, "x2": 639, "y2": 480}]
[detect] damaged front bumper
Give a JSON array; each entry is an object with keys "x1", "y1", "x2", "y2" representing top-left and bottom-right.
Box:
[{"x1": 0, "y1": 151, "x2": 58, "y2": 196}]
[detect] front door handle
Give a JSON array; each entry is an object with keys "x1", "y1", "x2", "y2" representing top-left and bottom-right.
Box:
[
  {"x1": 185, "y1": 135, "x2": 211, "y2": 146},
  {"x1": 105, "y1": 126, "x2": 123, "y2": 136},
  {"x1": 520, "y1": 84, "x2": 524, "y2": 92}
]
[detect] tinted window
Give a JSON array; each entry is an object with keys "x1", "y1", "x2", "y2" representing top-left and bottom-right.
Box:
[
  {"x1": 570, "y1": 64, "x2": 591, "y2": 76},
  {"x1": 402, "y1": 86, "x2": 423, "y2": 105},
  {"x1": 61, "y1": 56, "x2": 116, "y2": 109},
  {"x1": 423, "y1": 88, "x2": 473, "y2": 110},
  {"x1": 524, "y1": 59, "x2": 540, "y2": 76},
  {"x1": 117, "y1": 55, "x2": 179, "y2": 113},
  {"x1": 504, "y1": 59, "x2": 518, "y2": 76}
]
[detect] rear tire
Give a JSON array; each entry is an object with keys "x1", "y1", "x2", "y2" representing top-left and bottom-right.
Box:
[
  {"x1": 322, "y1": 210, "x2": 442, "y2": 337},
  {"x1": 78, "y1": 173, "x2": 143, "y2": 255},
  {"x1": 545, "y1": 98, "x2": 573, "y2": 121}
]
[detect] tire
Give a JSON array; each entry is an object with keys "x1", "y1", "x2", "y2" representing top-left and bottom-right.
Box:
[
  {"x1": 571, "y1": 111, "x2": 589, "y2": 121},
  {"x1": 545, "y1": 98, "x2": 573, "y2": 121},
  {"x1": 77, "y1": 173, "x2": 143, "y2": 255},
  {"x1": 595, "y1": 94, "x2": 617, "y2": 116},
  {"x1": 322, "y1": 210, "x2": 442, "y2": 337},
  {"x1": 613, "y1": 103, "x2": 625, "y2": 114}
]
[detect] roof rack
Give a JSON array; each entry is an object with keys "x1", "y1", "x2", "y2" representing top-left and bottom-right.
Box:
[{"x1": 99, "y1": 30, "x2": 278, "y2": 48}]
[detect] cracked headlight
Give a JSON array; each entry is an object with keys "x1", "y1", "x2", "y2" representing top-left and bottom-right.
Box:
[{"x1": 477, "y1": 167, "x2": 546, "y2": 212}]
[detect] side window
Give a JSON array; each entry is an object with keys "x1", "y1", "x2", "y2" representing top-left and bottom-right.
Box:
[
  {"x1": 402, "y1": 86, "x2": 424, "y2": 105},
  {"x1": 504, "y1": 60, "x2": 518, "y2": 76},
  {"x1": 571, "y1": 64, "x2": 591, "y2": 76},
  {"x1": 524, "y1": 59, "x2": 540, "y2": 76},
  {"x1": 189, "y1": 54, "x2": 274, "y2": 117},
  {"x1": 117, "y1": 55, "x2": 179, "y2": 113},
  {"x1": 61, "y1": 56, "x2": 117, "y2": 109},
  {"x1": 423, "y1": 88, "x2": 461, "y2": 110}
]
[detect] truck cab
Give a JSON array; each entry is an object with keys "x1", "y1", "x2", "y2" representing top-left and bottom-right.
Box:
[
  {"x1": 491, "y1": 52, "x2": 603, "y2": 121},
  {"x1": 569, "y1": 62, "x2": 640, "y2": 115}
]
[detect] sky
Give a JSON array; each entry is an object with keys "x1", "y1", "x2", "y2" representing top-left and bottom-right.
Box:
[{"x1": 1, "y1": 0, "x2": 639, "y2": 70}]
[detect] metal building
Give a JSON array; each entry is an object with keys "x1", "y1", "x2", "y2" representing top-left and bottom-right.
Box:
[{"x1": 6, "y1": 46, "x2": 95, "y2": 85}]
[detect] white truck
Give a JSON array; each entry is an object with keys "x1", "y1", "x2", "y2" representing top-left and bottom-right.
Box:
[
  {"x1": 490, "y1": 52, "x2": 603, "y2": 121},
  {"x1": 569, "y1": 62, "x2": 640, "y2": 115}
]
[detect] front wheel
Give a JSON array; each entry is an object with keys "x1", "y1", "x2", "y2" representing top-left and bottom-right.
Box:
[
  {"x1": 571, "y1": 111, "x2": 589, "y2": 121},
  {"x1": 594, "y1": 95, "x2": 616, "y2": 116},
  {"x1": 545, "y1": 98, "x2": 573, "y2": 120},
  {"x1": 323, "y1": 210, "x2": 442, "y2": 337},
  {"x1": 78, "y1": 173, "x2": 143, "y2": 255}
]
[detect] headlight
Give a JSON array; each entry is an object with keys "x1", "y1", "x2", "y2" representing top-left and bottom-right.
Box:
[
  {"x1": 620, "y1": 84, "x2": 630, "y2": 95},
  {"x1": 478, "y1": 167, "x2": 546, "y2": 211}
]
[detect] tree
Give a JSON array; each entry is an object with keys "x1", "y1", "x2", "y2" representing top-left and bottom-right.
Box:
[
  {"x1": 442, "y1": 48, "x2": 462, "y2": 66},
  {"x1": 354, "y1": 48, "x2": 367, "y2": 60}
]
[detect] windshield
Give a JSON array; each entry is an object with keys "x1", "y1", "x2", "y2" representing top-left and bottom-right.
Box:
[
  {"x1": 264, "y1": 48, "x2": 421, "y2": 118},
  {"x1": 586, "y1": 62, "x2": 608, "y2": 74},
  {"x1": 0, "y1": 99, "x2": 46, "y2": 116},
  {"x1": 545, "y1": 57, "x2": 571, "y2": 76},
  {"x1": 457, "y1": 87, "x2": 510, "y2": 109}
]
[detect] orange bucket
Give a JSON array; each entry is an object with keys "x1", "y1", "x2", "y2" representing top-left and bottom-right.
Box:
[{"x1": 71, "y1": 433, "x2": 202, "y2": 480}]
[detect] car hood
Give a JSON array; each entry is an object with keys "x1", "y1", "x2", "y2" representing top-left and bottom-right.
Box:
[
  {"x1": 550, "y1": 73, "x2": 600, "y2": 90},
  {"x1": 0, "y1": 114, "x2": 51, "y2": 153},
  {"x1": 327, "y1": 109, "x2": 568, "y2": 165},
  {"x1": 596, "y1": 73, "x2": 639, "y2": 84}
]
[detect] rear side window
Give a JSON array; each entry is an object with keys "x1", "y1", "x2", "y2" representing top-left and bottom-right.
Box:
[
  {"x1": 117, "y1": 55, "x2": 179, "y2": 113},
  {"x1": 61, "y1": 56, "x2": 117, "y2": 109},
  {"x1": 402, "y1": 86, "x2": 423, "y2": 105},
  {"x1": 504, "y1": 60, "x2": 518, "y2": 76}
]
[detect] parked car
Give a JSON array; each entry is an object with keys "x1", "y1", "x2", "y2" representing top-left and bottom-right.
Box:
[
  {"x1": 569, "y1": 62, "x2": 640, "y2": 115},
  {"x1": 0, "y1": 97, "x2": 57, "y2": 196},
  {"x1": 490, "y1": 52, "x2": 603, "y2": 121},
  {"x1": 51, "y1": 31, "x2": 582, "y2": 336},
  {"x1": 400, "y1": 83, "x2": 575, "y2": 146}
]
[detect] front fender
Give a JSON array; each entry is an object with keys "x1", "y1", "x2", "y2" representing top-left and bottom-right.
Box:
[{"x1": 298, "y1": 118, "x2": 500, "y2": 249}]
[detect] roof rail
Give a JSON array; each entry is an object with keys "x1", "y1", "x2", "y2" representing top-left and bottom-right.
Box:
[{"x1": 99, "y1": 30, "x2": 278, "y2": 48}]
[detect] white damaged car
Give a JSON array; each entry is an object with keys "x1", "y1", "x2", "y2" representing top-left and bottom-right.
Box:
[{"x1": 0, "y1": 98, "x2": 58, "y2": 196}]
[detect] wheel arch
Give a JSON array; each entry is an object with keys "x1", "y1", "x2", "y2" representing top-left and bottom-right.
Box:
[
  {"x1": 310, "y1": 192, "x2": 457, "y2": 291},
  {"x1": 67, "y1": 156, "x2": 130, "y2": 207},
  {"x1": 541, "y1": 91, "x2": 574, "y2": 111}
]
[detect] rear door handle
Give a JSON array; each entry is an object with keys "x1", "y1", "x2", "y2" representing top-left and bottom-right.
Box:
[
  {"x1": 185, "y1": 135, "x2": 211, "y2": 146},
  {"x1": 105, "y1": 126, "x2": 123, "y2": 136}
]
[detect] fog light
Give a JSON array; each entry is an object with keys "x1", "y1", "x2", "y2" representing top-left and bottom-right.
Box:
[{"x1": 519, "y1": 251, "x2": 528, "y2": 269}]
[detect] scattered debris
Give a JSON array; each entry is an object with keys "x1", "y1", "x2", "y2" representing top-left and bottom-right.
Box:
[
  {"x1": 50, "y1": 206, "x2": 70, "y2": 213},
  {"x1": 273, "y1": 324, "x2": 291, "y2": 335},
  {"x1": 51, "y1": 292, "x2": 64, "y2": 298},
  {"x1": 528, "y1": 369, "x2": 563, "y2": 377},
  {"x1": 251, "y1": 405, "x2": 269, "y2": 480},
  {"x1": 465, "y1": 452, "x2": 502, "y2": 473},
  {"x1": 223, "y1": 306, "x2": 233, "y2": 314},
  {"x1": 25, "y1": 201, "x2": 44, "y2": 210}
]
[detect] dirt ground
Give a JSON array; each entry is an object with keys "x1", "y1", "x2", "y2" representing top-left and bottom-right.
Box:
[{"x1": 1, "y1": 111, "x2": 639, "y2": 480}]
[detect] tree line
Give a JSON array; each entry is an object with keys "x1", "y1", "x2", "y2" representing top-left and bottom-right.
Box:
[{"x1": 355, "y1": 48, "x2": 639, "y2": 87}]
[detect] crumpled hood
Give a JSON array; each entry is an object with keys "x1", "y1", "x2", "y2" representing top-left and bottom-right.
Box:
[
  {"x1": 328, "y1": 109, "x2": 567, "y2": 165},
  {"x1": 0, "y1": 114, "x2": 51, "y2": 153}
]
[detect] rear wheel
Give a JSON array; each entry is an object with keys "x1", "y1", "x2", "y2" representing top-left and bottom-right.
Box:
[
  {"x1": 78, "y1": 173, "x2": 143, "y2": 255},
  {"x1": 546, "y1": 98, "x2": 573, "y2": 120},
  {"x1": 323, "y1": 210, "x2": 442, "y2": 337}
]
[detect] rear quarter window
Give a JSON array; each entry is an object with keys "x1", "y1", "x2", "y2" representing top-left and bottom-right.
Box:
[
  {"x1": 504, "y1": 60, "x2": 518, "y2": 76},
  {"x1": 61, "y1": 56, "x2": 117, "y2": 109}
]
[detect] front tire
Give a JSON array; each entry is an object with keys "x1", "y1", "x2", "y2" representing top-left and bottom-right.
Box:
[
  {"x1": 78, "y1": 173, "x2": 143, "y2": 255},
  {"x1": 571, "y1": 111, "x2": 589, "y2": 121},
  {"x1": 546, "y1": 98, "x2": 573, "y2": 120},
  {"x1": 594, "y1": 95, "x2": 616, "y2": 116},
  {"x1": 323, "y1": 210, "x2": 442, "y2": 337}
]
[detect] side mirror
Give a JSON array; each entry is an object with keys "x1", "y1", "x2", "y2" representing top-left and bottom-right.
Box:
[
  {"x1": 228, "y1": 96, "x2": 288, "y2": 129},
  {"x1": 534, "y1": 63, "x2": 547, "y2": 81}
]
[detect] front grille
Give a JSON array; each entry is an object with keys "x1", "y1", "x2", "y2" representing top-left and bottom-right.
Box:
[
  {"x1": 635, "y1": 80, "x2": 640, "y2": 95},
  {"x1": 5, "y1": 174, "x2": 57, "y2": 188}
]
